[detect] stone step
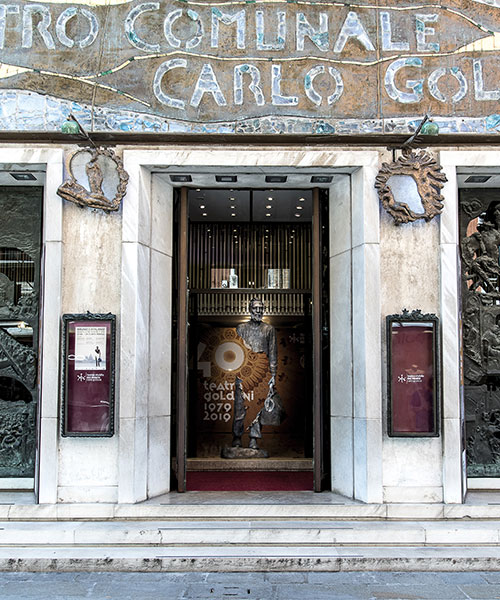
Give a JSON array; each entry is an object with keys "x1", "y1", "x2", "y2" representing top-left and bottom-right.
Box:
[
  {"x1": 2, "y1": 545, "x2": 500, "y2": 572},
  {"x1": 1, "y1": 520, "x2": 500, "y2": 547},
  {"x1": 2, "y1": 502, "x2": 500, "y2": 521}
]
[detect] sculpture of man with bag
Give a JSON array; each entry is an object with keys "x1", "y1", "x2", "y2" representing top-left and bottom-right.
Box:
[{"x1": 226, "y1": 298, "x2": 285, "y2": 457}]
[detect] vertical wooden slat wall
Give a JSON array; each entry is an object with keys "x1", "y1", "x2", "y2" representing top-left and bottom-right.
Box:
[{"x1": 188, "y1": 222, "x2": 311, "y2": 316}]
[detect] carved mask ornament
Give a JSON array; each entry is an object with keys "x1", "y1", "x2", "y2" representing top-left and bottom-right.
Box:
[
  {"x1": 375, "y1": 148, "x2": 447, "y2": 225},
  {"x1": 57, "y1": 147, "x2": 129, "y2": 212}
]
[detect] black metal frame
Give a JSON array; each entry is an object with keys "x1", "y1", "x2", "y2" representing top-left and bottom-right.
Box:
[
  {"x1": 386, "y1": 309, "x2": 441, "y2": 438},
  {"x1": 60, "y1": 312, "x2": 116, "y2": 437}
]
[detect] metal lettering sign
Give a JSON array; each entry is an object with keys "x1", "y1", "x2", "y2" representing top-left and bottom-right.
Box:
[{"x1": 2, "y1": 1, "x2": 500, "y2": 134}]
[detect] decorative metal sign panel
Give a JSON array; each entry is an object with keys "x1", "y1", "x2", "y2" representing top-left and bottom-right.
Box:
[
  {"x1": 2, "y1": 1, "x2": 500, "y2": 134},
  {"x1": 61, "y1": 313, "x2": 116, "y2": 437},
  {"x1": 0, "y1": 187, "x2": 42, "y2": 477}
]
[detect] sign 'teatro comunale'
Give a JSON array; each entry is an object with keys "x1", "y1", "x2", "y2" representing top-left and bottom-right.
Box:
[{"x1": 2, "y1": 0, "x2": 500, "y2": 128}]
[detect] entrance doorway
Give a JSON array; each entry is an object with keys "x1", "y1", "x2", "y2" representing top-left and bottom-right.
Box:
[
  {"x1": 0, "y1": 187, "x2": 42, "y2": 480},
  {"x1": 173, "y1": 186, "x2": 328, "y2": 492},
  {"x1": 460, "y1": 188, "x2": 500, "y2": 478}
]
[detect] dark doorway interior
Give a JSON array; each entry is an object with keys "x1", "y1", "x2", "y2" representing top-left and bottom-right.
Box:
[{"x1": 172, "y1": 186, "x2": 329, "y2": 492}]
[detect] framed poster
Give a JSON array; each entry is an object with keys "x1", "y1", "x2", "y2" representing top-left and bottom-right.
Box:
[
  {"x1": 387, "y1": 310, "x2": 440, "y2": 437},
  {"x1": 61, "y1": 313, "x2": 116, "y2": 437}
]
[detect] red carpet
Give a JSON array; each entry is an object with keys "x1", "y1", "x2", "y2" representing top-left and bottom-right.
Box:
[{"x1": 186, "y1": 471, "x2": 313, "y2": 491}]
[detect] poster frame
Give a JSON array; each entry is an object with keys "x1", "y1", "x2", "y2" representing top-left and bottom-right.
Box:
[
  {"x1": 60, "y1": 312, "x2": 116, "y2": 437},
  {"x1": 386, "y1": 309, "x2": 441, "y2": 438}
]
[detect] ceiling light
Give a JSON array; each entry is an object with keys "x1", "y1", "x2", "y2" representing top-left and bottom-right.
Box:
[
  {"x1": 266, "y1": 213, "x2": 272, "y2": 217},
  {"x1": 311, "y1": 175, "x2": 332, "y2": 183},
  {"x1": 296, "y1": 206, "x2": 303, "y2": 210},
  {"x1": 231, "y1": 213, "x2": 236, "y2": 217},
  {"x1": 200, "y1": 205, "x2": 205, "y2": 209},
  {"x1": 216, "y1": 175, "x2": 237, "y2": 182},
  {"x1": 295, "y1": 213, "x2": 301, "y2": 218},
  {"x1": 267, "y1": 197, "x2": 273, "y2": 201},
  {"x1": 202, "y1": 213, "x2": 207, "y2": 217},
  {"x1": 229, "y1": 197, "x2": 235, "y2": 201},
  {"x1": 230, "y1": 205, "x2": 235, "y2": 209},
  {"x1": 298, "y1": 197, "x2": 305, "y2": 202},
  {"x1": 196, "y1": 188, "x2": 201, "y2": 192},
  {"x1": 265, "y1": 176, "x2": 287, "y2": 183},
  {"x1": 266, "y1": 205, "x2": 272, "y2": 209},
  {"x1": 465, "y1": 175, "x2": 491, "y2": 183},
  {"x1": 10, "y1": 172, "x2": 36, "y2": 181},
  {"x1": 170, "y1": 174, "x2": 192, "y2": 182}
]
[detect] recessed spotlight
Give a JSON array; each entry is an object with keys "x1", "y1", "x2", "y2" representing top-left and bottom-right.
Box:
[
  {"x1": 229, "y1": 197, "x2": 235, "y2": 201},
  {"x1": 200, "y1": 205, "x2": 205, "y2": 209},
  {"x1": 266, "y1": 205, "x2": 272, "y2": 209},
  {"x1": 296, "y1": 206, "x2": 303, "y2": 210},
  {"x1": 268, "y1": 197, "x2": 273, "y2": 201},
  {"x1": 10, "y1": 172, "x2": 36, "y2": 181},
  {"x1": 295, "y1": 213, "x2": 301, "y2": 218},
  {"x1": 311, "y1": 175, "x2": 332, "y2": 183},
  {"x1": 216, "y1": 175, "x2": 237, "y2": 182},
  {"x1": 170, "y1": 174, "x2": 192, "y2": 182},
  {"x1": 196, "y1": 188, "x2": 201, "y2": 192},
  {"x1": 233, "y1": 229, "x2": 237, "y2": 232},
  {"x1": 298, "y1": 197, "x2": 305, "y2": 202},
  {"x1": 266, "y1": 213, "x2": 272, "y2": 217},
  {"x1": 265, "y1": 176, "x2": 287, "y2": 183},
  {"x1": 231, "y1": 213, "x2": 236, "y2": 217},
  {"x1": 465, "y1": 175, "x2": 491, "y2": 183},
  {"x1": 202, "y1": 213, "x2": 208, "y2": 217},
  {"x1": 230, "y1": 205, "x2": 235, "y2": 209}
]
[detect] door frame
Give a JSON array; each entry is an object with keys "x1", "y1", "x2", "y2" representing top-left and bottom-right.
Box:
[{"x1": 120, "y1": 147, "x2": 384, "y2": 503}]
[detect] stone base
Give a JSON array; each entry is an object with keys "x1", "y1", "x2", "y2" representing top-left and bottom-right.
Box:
[{"x1": 221, "y1": 446, "x2": 269, "y2": 459}]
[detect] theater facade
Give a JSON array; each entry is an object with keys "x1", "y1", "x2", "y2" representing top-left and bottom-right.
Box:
[{"x1": 1, "y1": 0, "x2": 500, "y2": 505}]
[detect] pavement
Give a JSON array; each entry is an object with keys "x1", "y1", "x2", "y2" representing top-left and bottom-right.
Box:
[{"x1": 2, "y1": 571, "x2": 500, "y2": 599}]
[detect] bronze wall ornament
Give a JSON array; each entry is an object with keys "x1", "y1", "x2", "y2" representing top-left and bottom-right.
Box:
[
  {"x1": 57, "y1": 147, "x2": 129, "y2": 213},
  {"x1": 375, "y1": 148, "x2": 447, "y2": 225}
]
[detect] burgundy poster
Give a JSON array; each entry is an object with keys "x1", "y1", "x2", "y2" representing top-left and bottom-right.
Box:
[
  {"x1": 63, "y1": 318, "x2": 114, "y2": 435},
  {"x1": 390, "y1": 322, "x2": 436, "y2": 435}
]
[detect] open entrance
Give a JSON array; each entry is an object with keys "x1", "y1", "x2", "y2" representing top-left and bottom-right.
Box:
[{"x1": 173, "y1": 184, "x2": 329, "y2": 492}]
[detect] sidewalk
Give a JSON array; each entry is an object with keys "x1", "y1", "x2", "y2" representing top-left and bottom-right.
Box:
[{"x1": 1, "y1": 571, "x2": 500, "y2": 599}]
